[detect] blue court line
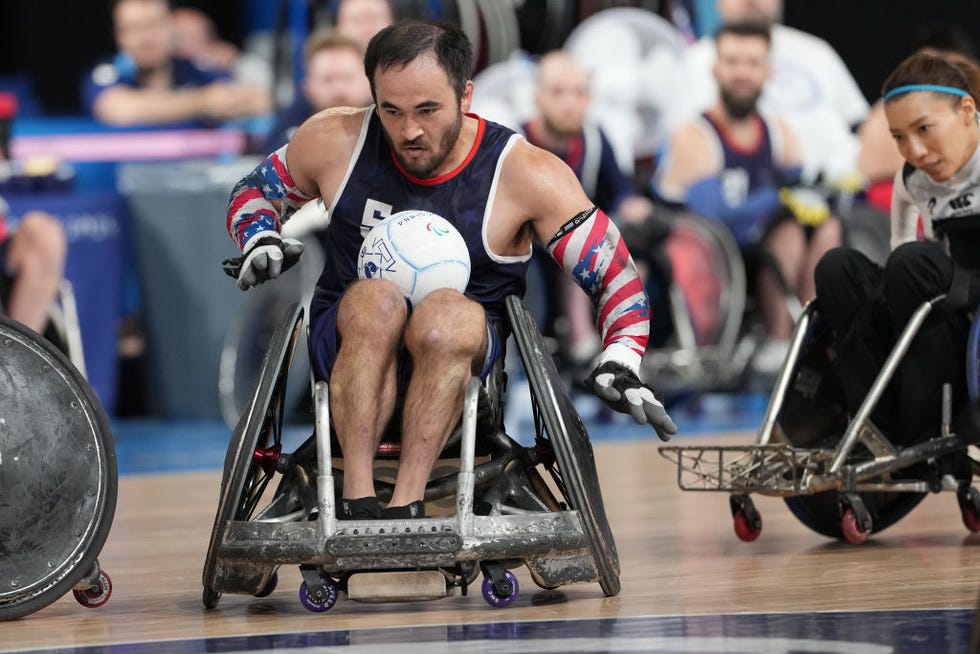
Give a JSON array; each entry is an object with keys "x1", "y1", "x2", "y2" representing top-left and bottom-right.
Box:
[{"x1": 13, "y1": 610, "x2": 974, "y2": 653}]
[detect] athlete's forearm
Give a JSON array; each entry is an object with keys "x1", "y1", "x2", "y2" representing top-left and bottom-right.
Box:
[
  {"x1": 227, "y1": 145, "x2": 314, "y2": 251},
  {"x1": 547, "y1": 207, "x2": 650, "y2": 372}
]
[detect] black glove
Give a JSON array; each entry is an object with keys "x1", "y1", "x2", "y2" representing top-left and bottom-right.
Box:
[
  {"x1": 222, "y1": 235, "x2": 303, "y2": 290},
  {"x1": 587, "y1": 361, "x2": 677, "y2": 441}
]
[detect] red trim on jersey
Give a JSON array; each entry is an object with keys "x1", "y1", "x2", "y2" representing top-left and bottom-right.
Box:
[
  {"x1": 704, "y1": 110, "x2": 765, "y2": 157},
  {"x1": 390, "y1": 113, "x2": 486, "y2": 186}
]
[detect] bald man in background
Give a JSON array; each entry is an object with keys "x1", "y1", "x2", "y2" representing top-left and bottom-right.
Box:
[{"x1": 523, "y1": 51, "x2": 665, "y2": 366}]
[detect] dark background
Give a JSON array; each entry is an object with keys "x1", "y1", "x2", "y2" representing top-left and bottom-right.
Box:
[
  {"x1": 0, "y1": 0, "x2": 243, "y2": 115},
  {"x1": 783, "y1": 0, "x2": 980, "y2": 102},
  {"x1": 2, "y1": 1, "x2": 980, "y2": 115}
]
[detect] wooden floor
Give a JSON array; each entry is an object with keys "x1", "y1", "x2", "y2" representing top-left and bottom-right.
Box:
[{"x1": 4, "y1": 432, "x2": 980, "y2": 651}]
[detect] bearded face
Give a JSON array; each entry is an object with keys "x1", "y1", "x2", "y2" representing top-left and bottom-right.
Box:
[
  {"x1": 386, "y1": 106, "x2": 463, "y2": 178},
  {"x1": 720, "y1": 86, "x2": 763, "y2": 120},
  {"x1": 713, "y1": 33, "x2": 771, "y2": 121}
]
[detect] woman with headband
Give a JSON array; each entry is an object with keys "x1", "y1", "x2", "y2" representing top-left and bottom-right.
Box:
[{"x1": 812, "y1": 52, "x2": 980, "y2": 455}]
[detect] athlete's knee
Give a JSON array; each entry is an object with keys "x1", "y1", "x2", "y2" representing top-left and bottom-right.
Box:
[
  {"x1": 405, "y1": 289, "x2": 485, "y2": 359},
  {"x1": 814, "y1": 247, "x2": 859, "y2": 296},
  {"x1": 883, "y1": 241, "x2": 951, "y2": 303},
  {"x1": 337, "y1": 278, "x2": 408, "y2": 336},
  {"x1": 18, "y1": 211, "x2": 67, "y2": 264}
]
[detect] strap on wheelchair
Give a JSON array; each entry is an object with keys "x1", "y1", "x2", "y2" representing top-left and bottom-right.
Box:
[{"x1": 941, "y1": 264, "x2": 972, "y2": 313}]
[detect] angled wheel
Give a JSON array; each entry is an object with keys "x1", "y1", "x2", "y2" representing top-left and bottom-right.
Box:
[
  {"x1": 779, "y1": 317, "x2": 925, "y2": 540},
  {"x1": 202, "y1": 303, "x2": 304, "y2": 608},
  {"x1": 219, "y1": 239, "x2": 323, "y2": 428},
  {"x1": 506, "y1": 295, "x2": 620, "y2": 597},
  {"x1": 0, "y1": 316, "x2": 117, "y2": 620}
]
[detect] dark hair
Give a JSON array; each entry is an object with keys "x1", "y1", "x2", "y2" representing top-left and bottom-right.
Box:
[
  {"x1": 882, "y1": 52, "x2": 980, "y2": 105},
  {"x1": 714, "y1": 20, "x2": 771, "y2": 46},
  {"x1": 912, "y1": 21, "x2": 977, "y2": 60},
  {"x1": 363, "y1": 19, "x2": 473, "y2": 102}
]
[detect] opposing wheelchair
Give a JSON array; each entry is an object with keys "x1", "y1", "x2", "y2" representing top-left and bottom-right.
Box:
[
  {"x1": 0, "y1": 315, "x2": 116, "y2": 620},
  {"x1": 202, "y1": 295, "x2": 620, "y2": 611},
  {"x1": 660, "y1": 296, "x2": 980, "y2": 544}
]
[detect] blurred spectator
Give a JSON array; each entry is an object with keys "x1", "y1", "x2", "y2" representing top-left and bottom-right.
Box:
[
  {"x1": 83, "y1": 0, "x2": 272, "y2": 126},
  {"x1": 669, "y1": 0, "x2": 868, "y2": 183},
  {"x1": 0, "y1": 202, "x2": 67, "y2": 335},
  {"x1": 172, "y1": 6, "x2": 240, "y2": 73},
  {"x1": 523, "y1": 51, "x2": 667, "y2": 365},
  {"x1": 334, "y1": 0, "x2": 395, "y2": 50},
  {"x1": 264, "y1": 29, "x2": 371, "y2": 152},
  {"x1": 654, "y1": 21, "x2": 841, "y2": 372},
  {"x1": 858, "y1": 23, "x2": 978, "y2": 212}
]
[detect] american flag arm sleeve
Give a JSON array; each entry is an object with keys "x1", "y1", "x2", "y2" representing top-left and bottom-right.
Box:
[
  {"x1": 546, "y1": 206, "x2": 650, "y2": 374},
  {"x1": 226, "y1": 145, "x2": 315, "y2": 252}
]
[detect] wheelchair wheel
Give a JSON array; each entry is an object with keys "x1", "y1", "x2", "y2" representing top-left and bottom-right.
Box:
[
  {"x1": 219, "y1": 239, "x2": 323, "y2": 428},
  {"x1": 203, "y1": 303, "x2": 304, "y2": 608},
  {"x1": 505, "y1": 295, "x2": 621, "y2": 596},
  {"x1": 0, "y1": 316, "x2": 116, "y2": 620},
  {"x1": 664, "y1": 211, "x2": 746, "y2": 349},
  {"x1": 778, "y1": 316, "x2": 926, "y2": 540}
]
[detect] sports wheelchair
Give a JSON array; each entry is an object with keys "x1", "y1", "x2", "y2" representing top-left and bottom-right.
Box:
[
  {"x1": 643, "y1": 203, "x2": 891, "y2": 397},
  {"x1": 202, "y1": 295, "x2": 620, "y2": 611},
  {"x1": 660, "y1": 296, "x2": 980, "y2": 544},
  {"x1": 0, "y1": 315, "x2": 115, "y2": 620}
]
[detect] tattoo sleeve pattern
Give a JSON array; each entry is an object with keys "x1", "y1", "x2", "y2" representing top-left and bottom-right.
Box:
[
  {"x1": 227, "y1": 145, "x2": 314, "y2": 250},
  {"x1": 547, "y1": 207, "x2": 650, "y2": 358}
]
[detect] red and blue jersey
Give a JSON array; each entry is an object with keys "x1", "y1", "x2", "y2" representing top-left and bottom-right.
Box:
[{"x1": 310, "y1": 110, "x2": 529, "y2": 323}]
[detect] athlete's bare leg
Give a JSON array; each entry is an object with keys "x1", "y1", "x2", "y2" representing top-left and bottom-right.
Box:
[
  {"x1": 758, "y1": 220, "x2": 805, "y2": 341},
  {"x1": 389, "y1": 289, "x2": 486, "y2": 507},
  {"x1": 5, "y1": 211, "x2": 66, "y2": 333},
  {"x1": 331, "y1": 279, "x2": 407, "y2": 500}
]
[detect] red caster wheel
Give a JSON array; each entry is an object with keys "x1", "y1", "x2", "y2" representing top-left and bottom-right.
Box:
[
  {"x1": 841, "y1": 508, "x2": 870, "y2": 544},
  {"x1": 73, "y1": 570, "x2": 112, "y2": 609},
  {"x1": 962, "y1": 504, "x2": 980, "y2": 532},
  {"x1": 733, "y1": 508, "x2": 762, "y2": 542}
]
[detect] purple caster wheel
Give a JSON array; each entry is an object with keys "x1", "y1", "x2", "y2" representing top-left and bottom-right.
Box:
[
  {"x1": 481, "y1": 570, "x2": 519, "y2": 608},
  {"x1": 254, "y1": 572, "x2": 278, "y2": 598},
  {"x1": 299, "y1": 575, "x2": 338, "y2": 613}
]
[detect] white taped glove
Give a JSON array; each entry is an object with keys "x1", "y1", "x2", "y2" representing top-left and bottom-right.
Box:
[
  {"x1": 223, "y1": 235, "x2": 303, "y2": 290},
  {"x1": 587, "y1": 361, "x2": 677, "y2": 441}
]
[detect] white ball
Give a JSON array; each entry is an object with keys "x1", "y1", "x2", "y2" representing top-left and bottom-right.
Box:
[{"x1": 357, "y1": 210, "x2": 471, "y2": 306}]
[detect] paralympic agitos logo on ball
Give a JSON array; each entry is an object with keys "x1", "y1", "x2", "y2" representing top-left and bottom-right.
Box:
[{"x1": 357, "y1": 210, "x2": 471, "y2": 307}]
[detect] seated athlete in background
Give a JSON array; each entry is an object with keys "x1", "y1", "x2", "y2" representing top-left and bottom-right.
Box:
[
  {"x1": 0, "y1": 203, "x2": 67, "y2": 335},
  {"x1": 655, "y1": 21, "x2": 841, "y2": 373}
]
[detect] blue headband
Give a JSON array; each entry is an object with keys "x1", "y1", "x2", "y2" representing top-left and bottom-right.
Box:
[{"x1": 884, "y1": 84, "x2": 971, "y2": 100}]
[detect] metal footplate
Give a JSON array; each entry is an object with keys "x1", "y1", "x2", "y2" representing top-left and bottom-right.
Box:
[
  {"x1": 326, "y1": 528, "x2": 463, "y2": 557},
  {"x1": 659, "y1": 444, "x2": 829, "y2": 495}
]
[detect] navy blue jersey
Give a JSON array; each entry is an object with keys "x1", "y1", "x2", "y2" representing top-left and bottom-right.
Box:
[
  {"x1": 81, "y1": 54, "x2": 231, "y2": 124},
  {"x1": 521, "y1": 122, "x2": 634, "y2": 214},
  {"x1": 310, "y1": 110, "x2": 529, "y2": 322},
  {"x1": 701, "y1": 111, "x2": 779, "y2": 201}
]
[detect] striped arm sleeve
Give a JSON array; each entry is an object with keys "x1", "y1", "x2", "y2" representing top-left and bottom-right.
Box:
[
  {"x1": 226, "y1": 145, "x2": 315, "y2": 251},
  {"x1": 547, "y1": 206, "x2": 650, "y2": 372}
]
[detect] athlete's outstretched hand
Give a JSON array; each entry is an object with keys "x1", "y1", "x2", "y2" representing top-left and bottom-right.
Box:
[
  {"x1": 587, "y1": 361, "x2": 677, "y2": 441},
  {"x1": 223, "y1": 235, "x2": 303, "y2": 290}
]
